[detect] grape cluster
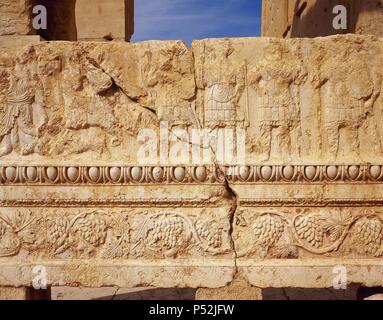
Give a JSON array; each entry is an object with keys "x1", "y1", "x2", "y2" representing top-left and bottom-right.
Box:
[
  {"x1": 150, "y1": 217, "x2": 184, "y2": 249},
  {"x1": 294, "y1": 215, "x2": 324, "y2": 248},
  {"x1": 196, "y1": 221, "x2": 222, "y2": 248},
  {"x1": 357, "y1": 219, "x2": 383, "y2": 255},
  {"x1": 48, "y1": 218, "x2": 68, "y2": 243},
  {"x1": 76, "y1": 217, "x2": 108, "y2": 246},
  {"x1": 252, "y1": 215, "x2": 284, "y2": 248}
]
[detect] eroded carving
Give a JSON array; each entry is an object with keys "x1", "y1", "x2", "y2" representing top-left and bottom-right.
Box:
[
  {"x1": 235, "y1": 208, "x2": 383, "y2": 259},
  {"x1": 0, "y1": 52, "x2": 48, "y2": 157},
  {"x1": 131, "y1": 212, "x2": 230, "y2": 258},
  {"x1": 313, "y1": 46, "x2": 382, "y2": 160},
  {"x1": 248, "y1": 41, "x2": 306, "y2": 161},
  {"x1": 0, "y1": 209, "x2": 231, "y2": 259},
  {"x1": 1, "y1": 165, "x2": 383, "y2": 184}
]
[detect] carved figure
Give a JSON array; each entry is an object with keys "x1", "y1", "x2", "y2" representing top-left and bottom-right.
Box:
[
  {"x1": 203, "y1": 40, "x2": 245, "y2": 127},
  {"x1": 0, "y1": 59, "x2": 47, "y2": 157},
  {"x1": 249, "y1": 41, "x2": 305, "y2": 161},
  {"x1": 315, "y1": 49, "x2": 381, "y2": 159}
]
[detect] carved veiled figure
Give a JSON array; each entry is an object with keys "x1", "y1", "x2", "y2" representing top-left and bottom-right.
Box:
[{"x1": 0, "y1": 60, "x2": 47, "y2": 157}]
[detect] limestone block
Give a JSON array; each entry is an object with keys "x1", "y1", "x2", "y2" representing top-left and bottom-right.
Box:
[
  {"x1": 192, "y1": 35, "x2": 383, "y2": 288},
  {"x1": 37, "y1": 0, "x2": 77, "y2": 41},
  {"x1": 357, "y1": 0, "x2": 383, "y2": 36},
  {"x1": 262, "y1": 0, "x2": 383, "y2": 37},
  {"x1": 262, "y1": 0, "x2": 290, "y2": 37},
  {"x1": 0, "y1": 35, "x2": 382, "y2": 290},
  {"x1": 0, "y1": 0, "x2": 34, "y2": 36},
  {"x1": 0, "y1": 287, "x2": 30, "y2": 300},
  {"x1": 0, "y1": 40, "x2": 234, "y2": 290},
  {"x1": 0, "y1": 40, "x2": 196, "y2": 165},
  {"x1": 193, "y1": 35, "x2": 383, "y2": 164},
  {"x1": 76, "y1": 0, "x2": 133, "y2": 41},
  {"x1": 196, "y1": 277, "x2": 262, "y2": 300},
  {"x1": 0, "y1": 35, "x2": 41, "y2": 48}
]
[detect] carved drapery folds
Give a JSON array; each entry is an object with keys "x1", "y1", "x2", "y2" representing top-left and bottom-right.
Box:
[
  {"x1": 0, "y1": 36, "x2": 382, "y2": 163},
  {"x1": 0, "y1": 35, "x2": 383, "y2": 289}
]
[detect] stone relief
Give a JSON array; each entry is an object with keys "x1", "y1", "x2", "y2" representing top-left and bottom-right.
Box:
[
  {"x1": 234, "y1": 208, "x2": 383, "y2": 259},
  {"x1": 0, "y1": 209, "x2": 37, "y2": 257},
  {"x1": 195, "y1": 39, "x2": 246, "y2": 128},
  {"x1": 0, "y1": 208, "x2": 232, "y2": 259},
  {"x1": 0, "y1": 42, "x2": 193, "y2": 162},
  {"x1": 204, "y1": 83, "x2": 238, "y2": 126},
  {"x1": 131, "y1": 212, "x2": 230, "y2": 258},
  {"x1": 311, "y1": 43, "x2": 383, "y2": 161},
  {"x1": 0, "y1": 36, "x2": 382, "y2": 290},
  {"x1": 1, "y1": 206, "x2": 382, "y2": 262},
  {"x1": 0, "y1": 37, "x2": 382, "y2": 164},
  {"x1": 193, "y1": 36, "x2": 383, "y2": 164},
  {"x1": 247, "y1": 41, "x2": 306, "y2": 161},
  {"x1": 1, "y1": 164, "x2": 383, "y2": 185},
  {"x1": 0, "y1": 51, "x2": 48, "y2": 157}
]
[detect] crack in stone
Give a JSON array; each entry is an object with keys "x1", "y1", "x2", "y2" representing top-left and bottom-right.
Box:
[
  {"x1": 86, "y1": 56, "x2": 157, "y2": 116},
  {"x1": 110, "y1": 287, "x2": 120, "y2": 300},
  {"x1": 92, "y1": 44, "x2": 241, "y2": 286},
  {"x1": 282, "y1": 288, "x2": 291, "y2": 300},
  {"x1": 222, "y1": 168, "x2": 239, "y2": 279},
  {"x1": 189, "y1": 48, "x2": 239, "y2": 284},
  {"x1": 168, "y1": 128, "x2": 214, "y2": 151},
  {"x1": 207, "y1": 141, "x2": 239, "y2": 282}
]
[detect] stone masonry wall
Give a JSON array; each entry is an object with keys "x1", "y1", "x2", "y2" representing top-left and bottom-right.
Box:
[
  {"x1": 262, "y1": 0, "x2": 383, "y2": 37},
  {"x1": 0, "y1": 35, "x2": 383, "y2": 289},
  {"x1": 0, "y1": 0, "x2": 35, "y2": 36}
]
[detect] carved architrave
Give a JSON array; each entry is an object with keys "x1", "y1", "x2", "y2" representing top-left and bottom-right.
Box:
[{"x1": 0, "y1": 35, "x2": 383, "y2": 289}]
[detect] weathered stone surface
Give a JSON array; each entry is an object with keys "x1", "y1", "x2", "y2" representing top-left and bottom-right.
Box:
[
  {"x1": 0, "y1": 35, "x2": 382, "y2": 290},
  {"x1": 196, "y1": 276, "x2": 262, "y2": 300},
  {"x1": 0, "y1": 0, "x2": 133, "y2": 42},
  {"x1": 0, "y1": 40, "x2": 195, "y2": 164},
  {"x1": 262, "y1": 0, "x2": 383, "y2": 38},
  {"x1": 0, "y1": 287, "x2": 30, "y2": 300},
  {"x1": 0, "y1": 0, "x2": 34, "y2": 36},
  {"x1": 76, "y1": 0, "x2": 134, "y2": 41},
  {"x1": 193, "y1": 35, "x2": 383, "y2": 163},
  {"x1": 0, "y1": 35, "x2": 41, "y2": 48}
]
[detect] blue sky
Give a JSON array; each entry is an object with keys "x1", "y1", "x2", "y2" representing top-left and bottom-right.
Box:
[{"x1": 131, "y1": 0, "x2": 262, "y2": 44}]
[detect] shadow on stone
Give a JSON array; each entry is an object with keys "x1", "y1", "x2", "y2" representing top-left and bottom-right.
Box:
[
  {"x1": 263, "y1": 286, "x2": 359, "y2": 300},
  {"x1": 94, "y1": 288, "x2": 197, "y2": 301}
]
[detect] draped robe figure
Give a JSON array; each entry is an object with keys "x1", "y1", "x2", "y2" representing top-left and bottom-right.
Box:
[{"x1": 0, "y1": 70, "x2": 47, "y2": 157}]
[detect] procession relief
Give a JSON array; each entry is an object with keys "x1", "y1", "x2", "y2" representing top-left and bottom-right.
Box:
[
  {"x1": 0, "y1": 39, "x2": 382, "y2": 164},
  {"x1": 197, "y1": 39, "x2": 306, "y2": 163},
  {"x1": 0, "y1": 44, "x2": 165, "y2": 162},
  {"x1": 198, "y1": 38, "x2": 383, "y2": 164}
]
